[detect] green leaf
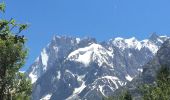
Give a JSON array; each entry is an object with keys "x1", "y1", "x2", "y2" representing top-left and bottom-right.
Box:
[
  {"x1": 19, "y1": 24, "x2": 28, "y2": 33},
  {"x1": 10, "y1": 19, "x2": 16, "y2": 25},
  {"x1": 0, "y1": 2, "x2": 5, "y2": 13}
]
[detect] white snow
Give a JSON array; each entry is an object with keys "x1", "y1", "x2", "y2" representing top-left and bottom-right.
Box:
[
  {"x1": 65, "y1": 70, "x2": 75, "y2": 77},
  {"x1": 29, "y1": 72, "x2": 38, "y2": 84},
  {"x1": 128, "y1": 53, "x2": 132, "y2": 57},
  {"x1": 76, "y1": 38, "x2": 81, "y2": 44},
  {"x1": 112, "y1": 37, "x2": 163, "y2": 54},
  {"x1": 67, "y1": 43, "x2": 113, "y2": 67},
  {"x1": 66, "y1": 74, "x2": 86, "y2": 100},
  {"x1": 73, "y1": 82, "x2": 86, "y2": 95},
  {"x1": 118, "y1": 81, "x2": 127, "y2": 86},
  {"x1": 100, "y1": 76, "x2": 119, "y2": 80},
  {"x1": 125, "y1": 37, "x2": 142, "y2": 50},
  {"x1": 141, "y1": 39, "x2": 158, "y2": 54},
  {"x1": 125, "y1": 74, "x2": 133, "y2": 81},
  {"x1": 57, "y1": 71, "x2": 61, "y2": 79},
  {"x1": 40, "y1": 94, "x2": 52, "y2": 100},
  {"x1": 55, "y1": 35, "x2": 61, "y2": 39},
  {"x1": 159, "y1": 35, "x2": 169, "y2": 39},
  {"x1": 95, "y1": 76, "x2": 120, "y2": 89},
  {"x1": 53, "y1": 46, "x2": 58, "y2": 52},
  {"x1": 69, "y1": 50, "x2": 91, "y2": 66},
  {"x1": 137, "y1": 68, "x2": 143, "y2": 72},
  {"x1": 114, "y1": 37, "x2": 124, "y2": 41},
  {"x1": 28, "y1": 49, "x2": 49, "y2": 84},
  {"x1": 77, "y1": 74, "x2": 86, "y2": 82},
  {"x1": 157, "y1": 38, "x2": 163, "y2": 43},
  {"x1": 113, "y1": 37, "x2": 142, "y2": 50},
  {"x1": 99, "y1": 85, "x2": 105, "y2": 96},
  {"x1": 41, "y1": 48, "x2": 49, "y2": 70}
]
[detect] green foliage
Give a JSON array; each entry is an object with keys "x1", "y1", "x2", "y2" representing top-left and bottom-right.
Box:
[
  {"x1": 123, "y1": 91, "x2": 132, "y2": 100},
  {"x1": 0, "y1": 2, "x2": 32, "y2": 100},
  {"x1": 0, "y1": 2, "x2": 5, "y2": 13},
  {"x1": 19, "y1": 24, "x2": 28, "y2": 33},
  {"x1": 12, "y1": 73, "x2": 32, "y2": 100},
  {"x1": 141, "y1": 65, "x2": 170, "y2": 100}
]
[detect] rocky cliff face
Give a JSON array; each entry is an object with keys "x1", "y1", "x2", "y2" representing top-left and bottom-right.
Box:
[
  {"x1": 113, "y1": 38, "x2": 170, "y2": 100},
  {"x1": 26, "y1": 34, "x2": 169, "y2": 100}
]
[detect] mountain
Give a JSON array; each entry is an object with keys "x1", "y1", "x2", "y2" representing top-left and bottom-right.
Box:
[
  {"x1": 26, "y1": 33, "x2": 169, "y2": 100},
  {"x1": 113, "y1": 38, "x2": 170, "y2": 100}
]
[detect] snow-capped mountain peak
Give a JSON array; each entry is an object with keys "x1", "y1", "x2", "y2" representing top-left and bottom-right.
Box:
[
  {"x1": 67, "y1": 43, "x2": 113, "y2": 67},
  {"x1": 27, "y1": 34, "x2": 169, "y2": 100},
  {"x1": 110, "y1": 35, "x2": 169, "y2": 54},
  {"x1": 112, "y1": 37, "x2": 142, "y2": 50},
  {"x1": 141, "y1": 39, "x2": 159, "y2": 54}
]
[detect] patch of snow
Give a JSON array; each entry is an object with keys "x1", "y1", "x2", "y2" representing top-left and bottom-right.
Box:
[
  {"x1": 29, "y1": 72, "x2": 38, "y2": 84},
  {"x1": 55, "y1": 35, "x2": 61, "y2": 39},
  {"x1": 57, "y1": 71, "x2": 61, "y2": 79},
  {"x1": 114, "y1": 37, "x2": 124, "y2": 41},
  {"x1": 70, "y1": 51, "x2": 92, "y2": 66},
  {"x1": 113, "y1": 37, "x2": 142, "y2": 50},
  {"x1": 66, "y1": 74, "x2": 86, "y2": 100},
  {"x1": 141, "y1": 39, "x2": 158, "y2": 54},
  {"x1": 41, "y1": 48, "x2": 49, "y2": 70},
  {"x1": 100, "y1": 76, "x2": 119, "y2": 80},
  {"x1": 102, "y1": 76, "x2": 121, "y2": 91},
  {"x1": 128, "y1": 53, "x2": 132, "y2": 57},
  {"x1": 125, "y1": 74, "x2": 133, "y2": 81},
  {"x1": 125, "y1": 37, "x2": 142, "y2": 50},
  {"x1": 137, "y1": 68, "x2": 143, "y2": 72},
  {"x1": 112, "y1": 36, "x2": 164, "y2": 54},
  {"x1": 76, "y1": 38, "x2": 81, "y2": 44},
  {"x1": 53, "y1": 46, "x2": 58, "y2": 52},
  {"x1": 118, "y1": 81, "x2": 126, "y2": 86},
  {"x1": 73, "y1": 81, "x2": 86, "y2": 95},
  {"x1": 94, "y1": 76, "x2": 120, "y2": 90},
  {"x1": 159, "y1": 35, "x2": 168, "y2": 38},
  {"x1": 67, "y1": 43, "x2": 113, "y2": 67},
  {"x1": 99, "y1": 85, "x2": 105, "y2": 96},
  {"x1": 157, "y1": 38, "x2": 163, "y2": 43},
  {"x1": 65, "y1": 70, "x2": 75, "y2": 77},
  {"x1": 40, "y1": 94, "x2": 52, "y2": 100},
  {"x1": 77, "y1": 74, "x2": 86, "y2": 82}
]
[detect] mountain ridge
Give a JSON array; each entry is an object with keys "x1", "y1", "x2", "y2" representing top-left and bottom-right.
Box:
[
  {"x1": 26, "y1": 34, "x2": 169, "y2": 100},
  {"x1": 113, "y1": 38, "x2": 170, "y2": 100}
]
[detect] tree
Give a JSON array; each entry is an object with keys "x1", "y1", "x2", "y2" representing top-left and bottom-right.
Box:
[
  {"x1": 0, "y1": 2, "x2": 32, "y2": 100},
  {"x1": 123, "y1": 91, "x2": 132, "y2": 100},
  {"x1": 142, "y1": 65, "x2": 170, "y2": 100}
]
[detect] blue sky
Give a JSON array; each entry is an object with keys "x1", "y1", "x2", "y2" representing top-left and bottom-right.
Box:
[{"x1": 4, "y1": 0, "x2": 170, "y2": 70}]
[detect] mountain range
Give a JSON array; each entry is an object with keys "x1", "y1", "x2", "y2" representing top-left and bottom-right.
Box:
[
  {"x1": 113, "y1": 37, "x2": 170, "y2": 100},
  {"x1": 26, "y1": 33, "x2": 169, "y2": 100}
]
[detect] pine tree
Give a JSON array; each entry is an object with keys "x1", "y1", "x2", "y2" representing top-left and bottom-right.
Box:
[{"x1": 0, "y1": 2, "x2": 32, "y2": 100}]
